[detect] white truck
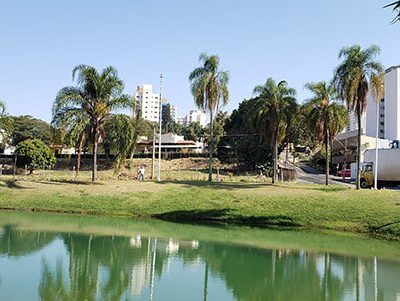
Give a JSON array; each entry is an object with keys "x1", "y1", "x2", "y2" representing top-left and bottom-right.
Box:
[{"x1": 361, "y1": 148, "x2": 400, "y2": 188}]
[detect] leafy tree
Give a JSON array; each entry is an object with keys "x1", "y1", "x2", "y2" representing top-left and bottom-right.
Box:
[
  {"x1": 334, "y1": 45, "x2": 383, "y2": 189},
  {"x1": 218, "y1": 98, "x2": 268, "y2": 171},
  {"x1": 105, "y1": 114, "x2": 135, "y2": 171},
  {"x1": 0, "y1": 100, "x2": 13, "y2": 152},
  {"x1": 182, "y1": 122, "x2": 204, "y2": 141},
  {"x1": 283, "y1": 105, "x2": 318, "y2": 150},
  {"x1": 304, "y1": 81, "x2": 348, "y2": 185},
  {"x1": 385, "y1": 1, "x2": 400, "y2": 22},
  {"x1": 52, "y1": 110, "x2": 90, "y2": 175},
  {"x1": 10, "y1": 115, "x2": 53, "y2": 145},
  {"x1": 189, "y1": 53, "x2": 229, "y2": 182},
  {"x1": 0, "y1": 99, "x2": 5, "y2": 114},
  {"x1": 253, "y1": 78, "x2": 297, "y2": 183},
  {"x1": 53, "y1": 65, "x2": 133, "y2": 181},
  {"x1": 15, "y1": 139, "x2": 56, "y2": 173},
  {"x1": 162, "y1": 104, "x2": 174, "y2": 132},
  {"x1": 204, "y1": 111, "x2": 228, "y2": 152}
]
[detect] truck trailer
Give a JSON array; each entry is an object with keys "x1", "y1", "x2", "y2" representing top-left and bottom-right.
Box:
[{"x1": 360, "y1": 148, "x2": 400, "y2": 188}]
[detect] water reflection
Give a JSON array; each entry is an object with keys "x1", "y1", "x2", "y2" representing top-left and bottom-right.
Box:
[{"x1": 0, "y1": 224, "x2": 400, "y2": 300}]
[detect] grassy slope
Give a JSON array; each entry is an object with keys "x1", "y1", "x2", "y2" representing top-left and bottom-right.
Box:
[
  {"x1": 1, "y1": 211, "x2": 400, "y2": 261},
  {"x1": 0, "y1": 176, "x2": 400, "y2": 239}
]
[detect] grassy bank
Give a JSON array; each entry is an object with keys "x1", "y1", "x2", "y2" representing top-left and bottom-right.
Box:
[
  {"x1": 2, "y1": 211, "x2": 400, "y2": 261},
  {"x1": 1, "y1": 173, "x2": 400, "y2": 240}
]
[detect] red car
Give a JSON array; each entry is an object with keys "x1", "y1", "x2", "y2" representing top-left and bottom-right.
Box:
[{"x1": 337, "y1": 169, "x2": 351, "y2": 177}]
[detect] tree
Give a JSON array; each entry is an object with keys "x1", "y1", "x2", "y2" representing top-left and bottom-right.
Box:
[
  {"x1": 334, "y1": 45, "x2": 383, "y2": 189},
  {"x1": 105, "y1": 114, "x2": 135, "y2": 172},
  {"x1": 182, "y1": 122, "x2": 204, "y2": 141},
  {"x1": 304, "y1": 82, "x2": 348, "y2": 185},
  {"x1": 161, "y1": 104, "x2": 173, "y2": 132},
  {"x1": 385, "y1": 1, "x2": 400, "y2": 22},
  {"x1": 52, "y1": 110, "x2": 90, "y2": 176},
  {"x1": 189, "y1": 53, "x2": 229, "y2": 182},
  {"x1": 0, "y1": 99, "x2": 5, "y2": 114},
  {"x1": 10, "y1": 115, "x2": 53, "y2": 145},
  {"x1": 53, "y1": 65, "x2": 133, "y2": 181},
  {"x1": 370, "y1": 72, "x2": 385, "y2": 189},
  {"x1": 15, "y1": 139, "x2": 56, "y2": 173},
  {"x1": 253, "y1": 78, "x2": 297, "y2": 184}
]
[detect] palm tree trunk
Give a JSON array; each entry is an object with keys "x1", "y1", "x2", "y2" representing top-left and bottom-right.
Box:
[
  {"x1": 325, "y1": 130, "x2": 329, "y2": 186},
  {"x1": 92, "y1": 131, "x2": 98, "y2": 182},
  {"x1": 208, "y1": 111, "x2": 214, "y2": 182},
  {"x1": 356, "y1": 109, "x2": 362, "y2": 190},
  {"x1": 272, "y1": 131, "x2": 278, "y2": 184},
  {"x1": 76, "y1": 132, "x2": 85, "y2": 178}
]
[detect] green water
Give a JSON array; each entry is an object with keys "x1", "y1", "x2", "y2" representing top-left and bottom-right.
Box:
[{"x1": 0, "y1": 211, "x2": 399, "y2": 301}]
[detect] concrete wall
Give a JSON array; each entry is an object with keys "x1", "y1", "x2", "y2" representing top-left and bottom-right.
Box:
[{"x1": 385, "y1": 66, "x2": 400, "y2": 140}]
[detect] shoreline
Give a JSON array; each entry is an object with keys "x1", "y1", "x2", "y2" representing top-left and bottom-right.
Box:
[{"x1": 1, "y1": 178, "x2": 400, "y2": 241}]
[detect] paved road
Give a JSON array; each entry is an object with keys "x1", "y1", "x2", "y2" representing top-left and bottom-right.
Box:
[{"x1": 286, "y1": 162, "x2": 353, "y2": 186}]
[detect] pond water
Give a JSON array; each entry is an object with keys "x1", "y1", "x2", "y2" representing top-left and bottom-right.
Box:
[{"x1": 0, "y1": 211, "x2": 400, "y2": 301}]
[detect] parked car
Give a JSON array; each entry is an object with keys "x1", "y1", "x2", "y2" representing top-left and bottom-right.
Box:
[{"x1": 337, "y1": 169, "x2": 351, "y2": 177}]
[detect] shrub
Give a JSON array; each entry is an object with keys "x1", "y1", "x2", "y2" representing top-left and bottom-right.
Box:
[{"x1": 15, "y1": 139, "x2": 56, "y2": 173}]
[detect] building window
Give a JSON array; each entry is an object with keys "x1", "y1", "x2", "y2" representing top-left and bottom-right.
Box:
[{"x1": 380, "y1": 122, "x2": 384, "y2": 126}]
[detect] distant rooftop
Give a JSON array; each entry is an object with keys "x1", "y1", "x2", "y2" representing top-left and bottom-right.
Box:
[{"x1": 385, "y1": 65, "x2": 400, "y2": 73}]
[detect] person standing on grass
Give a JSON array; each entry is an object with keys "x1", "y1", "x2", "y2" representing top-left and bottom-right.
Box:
[{"x1": 138, "y1": 165, "x2": 145, "y2": 181}]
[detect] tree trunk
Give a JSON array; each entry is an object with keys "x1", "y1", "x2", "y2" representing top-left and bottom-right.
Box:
[
  {"x1": 325, "y1": 129, "x2": 329, "y2": 186},
  {"x1": 208, "y1": 111, "x2": 214, "y2": 182},
  {"x1": 92, "y1": 131, "x2": 98, "y2": 182},
  {"x1": 356, "y1": 108, "x2": 362, "y2": 190},
  {"x1": 272, "y1": 132, "x2": 278, "y2": 184},
  {"x1": 76, "y1": 132, "x2": 85, "y2": 178}
]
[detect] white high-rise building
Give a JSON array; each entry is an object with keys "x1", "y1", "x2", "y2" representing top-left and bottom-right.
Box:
[
  {"x1": 345, "y1": 65, "x2": 400, "y2": 141},
  {"x1": 188, "y1": 110, "x2": 207, "y2": 127},
  {"x1": 135, "y1": 84, "x2": 160, "y2": 123},
  {"x1": 384, "y1": 65, "x2": 400, "y2": 140}
]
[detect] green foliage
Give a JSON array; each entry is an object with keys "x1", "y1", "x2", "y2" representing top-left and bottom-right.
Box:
[
  {"x1": 334, "y1": 45, "x2": 383, "y2": 189},
  {"x1": 53, "y1": 65, "x2": 134, "y2": 181},
  {"x1": 218, "y1": 98, "x2": 269, "y2": 171},
  {"x1": 161, "y1": 104, "x2": 173, "y2": 132},
  {"x1": 181, "y1": 122, "x2": 204, "y2": 141},
  {"x1": 15, "y1": 139, "x2": 56, "y2": 172},
  {"x1": 105, "y1": 114, "x2": 135, "y2": 171},
  {"x1": 10, "y1": 115, "x2": 53, "y2": 145},
  {"x1": 0, "y1": 99, "x2": 5, "y2": 114},
  {"x1": 385, "y1": 1, "x2": 400, "y2": 22},
  {"x1": 189, "y1": 53, "x2": 230, "y2": 181}
]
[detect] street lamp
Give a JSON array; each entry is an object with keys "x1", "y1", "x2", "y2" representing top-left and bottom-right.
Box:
[{"x1": 157, "y1": 74, "x2": 163, "y2": 182}]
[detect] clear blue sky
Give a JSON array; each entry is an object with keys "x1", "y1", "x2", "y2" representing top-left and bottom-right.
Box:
[{"x1": 0, "y1": 0, "x2": 398, "y2": 122}]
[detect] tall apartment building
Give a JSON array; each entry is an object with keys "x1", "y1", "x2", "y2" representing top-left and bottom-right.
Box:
[
  {"x1": 188, "y1": 110, "x2": 207, "y2": 127},
  {"x1": 161, "y1": 102, "x2": 177, "y2": 122},
  {"x1": 345, "y1": 65, "x2": 400, "y2": 141},
  {"x1": 135, "y1": 84, "x2": 160, "y2": 123}
]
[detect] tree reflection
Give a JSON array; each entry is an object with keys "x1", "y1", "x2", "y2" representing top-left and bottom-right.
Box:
[
  {"x1": 1, "y1": 225, "x2": 399, "y2": 300},
  {"x1": 0, "y1": 225, "x2": 55, "y2": 257}
]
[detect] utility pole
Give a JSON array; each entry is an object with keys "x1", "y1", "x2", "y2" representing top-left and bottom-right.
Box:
[
  {"x1": 374, "y1": 99, "x2": 379, "y2": 190},
  {"x1": 157, "y1": 74, "x2": 163, "y2": 182},
  {"x1": 151, "y1": 126, "x2": 156, "y2": 179}
]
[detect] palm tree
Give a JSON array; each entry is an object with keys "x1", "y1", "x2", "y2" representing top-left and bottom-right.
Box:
[
  {"x1": 52, "y1": 109, "x2": 90, "y2": 177},
  {"x1": 0, "y1": 99, "x2": 5, "y2": 114},
  {"x1": 385, "y1": 1, "x2": 400, "y2": 22},
  {"x1": 253, "y1": 78, "x2": 297, "y2": 184},
  {"x1": 370, "y1": 72, "x2": 385, "y2": 189},
  {"x1": 53, "y1": 65, "x2": 133, "y2": 181},
  {"x1": 189, "y1": 53, "x2": 229, "y2": 182},
  {"x1": 304, "y1": 82, "x2": 348, "y2": 185},
  {"x1": 334, "y1": 45, "x2": 383, "y2": 189}
]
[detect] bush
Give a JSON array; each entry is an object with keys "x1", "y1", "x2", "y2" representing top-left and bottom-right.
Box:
[{"x1": 15, "y1": 139, "x2": 56, "y2": 173}]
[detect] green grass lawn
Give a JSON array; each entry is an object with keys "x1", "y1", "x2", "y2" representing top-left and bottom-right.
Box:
[{"x1": 0, "y1": 172, "x2": 399, "y2": 240}]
